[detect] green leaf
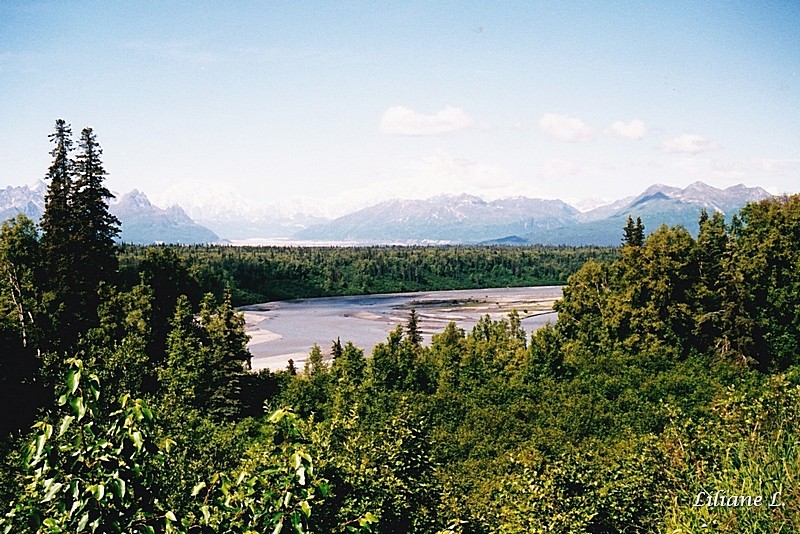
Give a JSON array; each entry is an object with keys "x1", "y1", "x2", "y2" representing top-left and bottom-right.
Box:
[
  {"x1": 191, "y1": 481, "x2": 206, "y2": 497},
  {"x1": 300, "y1": 500, "x2": 311, "y2": 518},
  {"x1": 111, "y1": 478, "x2": 126, "y2": 499},
  {"x1": 67, "y1": 369, "x2": 81, "y2": 394},
  {"x1": 33, "y1": 433, "x2": 46, "y2": 461},
  {"x1": 58, "y1": 415, "x2": 74, "y2": 437},
  {"x1": 42, "y1": 480, "x2": 63, "y2": 502},
  {"x1": 70, "y1": 396, "x2": 86, "y2": 420},
  {"x1": 131, "y1": 431, "x2": 143, "y2": 452},
  {"x1": 89, "y1": 483, "x2": 105, "y2": 501},
  {"x1": 271, "y1": 520, "x2": 283, "y2": 534},
  {"x1": 77, "y1": 512, "x2": 89, "y2": 531},
  {"x1": 166, "y1": 511, "x2": 177, "y2": 522}
]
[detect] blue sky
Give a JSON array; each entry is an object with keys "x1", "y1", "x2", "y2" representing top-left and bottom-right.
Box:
[{"x1": 1, "y1": 1, "x2": 798, "y2": 215}]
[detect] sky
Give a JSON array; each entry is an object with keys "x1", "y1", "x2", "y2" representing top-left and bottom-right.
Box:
[{"x1": 1, "y1": 1, "x2": 798, "y2": 217}]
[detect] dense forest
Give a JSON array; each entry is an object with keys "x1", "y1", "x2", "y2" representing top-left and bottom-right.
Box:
[
  {"x1": 117, "y1": 244, "x2": 618, "y2": 307},
  {"x1": 1, "y1": 122, "x2": 799, "y2": 532}
]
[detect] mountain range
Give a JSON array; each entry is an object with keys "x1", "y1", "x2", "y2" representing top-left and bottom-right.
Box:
[
  {"x1": 294, "y1": 182, "x2": 773, "y2": 246},
  {"x1": 0, "y1": 182, "x2": 218, "y2": 244},
  {"x1": 109, "y1": 190, "x2": 219, "y2": 244},
  {"x1": 0, "y1": 180, "x2": 776, "y2": 246},
  {"x1": 154, "y1": 182, "x2": 329, "y2": 240},
  {"x1": 295, "y1": 194, "x2": 581, "y2": 243}
]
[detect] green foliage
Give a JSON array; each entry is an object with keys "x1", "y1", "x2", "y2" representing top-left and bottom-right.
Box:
[
  {"x1": 0, "y1": 215, "x2": 47, "y2": 436},
  {"x1": 160, "y1": 292, "x2": 251, "y2": 419},
  {"x1": 188, "y1": 408, "x2": 376, "y2": 534},
  {"x1": 456, "y1": 437, "x2": 667, "y2": 533},
  {"x1": 730, "y1": 195, "x2": 800, "y2": 369},
  {"x1": 311, "y1": 400, "x2": 440, "y2": 533},
  {"x1": 0, "y1": 214, "x2": 43, "y2": 351},
  {"x1": 661, "y1": 374, "x2": 800, "y2": 532},
  {"x1": 118, "y1": 244, "x2": 618, "y2": 306},
  {"x1": 78, "y1": 282, "x2": 154, "y2": 403},
  {"x1": 1, "y1": 359, "x2": 172, "y2": 533}
]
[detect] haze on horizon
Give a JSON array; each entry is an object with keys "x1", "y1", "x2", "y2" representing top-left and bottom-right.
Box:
[{"x1": 1, "y1": 2, "x2": 798, "y2": 218}]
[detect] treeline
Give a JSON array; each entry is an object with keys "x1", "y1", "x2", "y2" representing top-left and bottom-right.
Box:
[
  {"x1": 118, "y1": 244, "x2": 618, "y2": 306},
  {"x1": 1, "y1": 120, "x2": 799, "y2": 532}
]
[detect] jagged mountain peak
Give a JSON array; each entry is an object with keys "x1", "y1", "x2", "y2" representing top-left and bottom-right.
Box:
[
  {"x1": 0, "y1": 182, "x2": 217, "y2": 244},
  {"x1": 298, "y1": 181, "x2": 775, "y2": 245},
  {"x1": 114, "y1": 189, "x2": 153, "y2": 210},
  {"x1": 31, "y1": 179, "x2": 47, "y2": 194},
  {"x1": 296, "y1": 192, "x2": 582, "y2": 243}
]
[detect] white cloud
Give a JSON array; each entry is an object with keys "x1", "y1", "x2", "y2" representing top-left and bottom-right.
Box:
[
  {"x1": 606, "y1": 119, "x2": 647, "y2": 139},
  {"x1": 379, "y1": 105, "x2": 474, "y2": 136},
  {"x1": 659, "y1": 134, "x2": 721, "y2": 154},
  {"x1": 539, "y1": 113, "x2": 593, "y2": 142},
  {"x1": 392, "y1": 151, "x2": 514, "y2": 197}
]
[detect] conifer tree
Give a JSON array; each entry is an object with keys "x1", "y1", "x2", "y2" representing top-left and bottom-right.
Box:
[
  {"x1": 38, "y1": 122, "x2": 120, "y2": 350},
  {"x1": 39, "y1": 120, "x2": 77, "y2": 348},
  {"x1": 72, "y1": 127, "x2": 120, "y2": 305},
  {"x1": 406, "y1": 308, "x2": 422, "y2": 347},
  {"x1": 622, "y1": 215, "x2": 645, "y2": 247},
  {"x1": 331, "y1": 337, "x2": 343, "y2": 359}
]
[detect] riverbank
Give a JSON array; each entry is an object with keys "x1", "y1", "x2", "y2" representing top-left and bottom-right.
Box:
[{"x1": 242, "y1": 286, "x2": 561, "y2": 371}]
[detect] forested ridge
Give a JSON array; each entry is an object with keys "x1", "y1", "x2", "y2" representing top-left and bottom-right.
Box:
[
  {"x1": 117, "y1": 244, "x2": 618, "y2": 307},
  {"x1": 1, "y1": 122, "x2": 799, "y2": 532}
]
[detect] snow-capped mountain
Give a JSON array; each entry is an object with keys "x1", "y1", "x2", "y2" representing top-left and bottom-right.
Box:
[
  {"x1": 1, "y1": 180, "x2": 777, "y2": 245},
  {"x1": 512, "y1": 182, "x2": 773, "y2": 246},
  {"x1": 0, "y1": 181, "x2": 47, "y2": 222},
  {"x1": 154, "y1": 181, "x2": 330, "y2": 239},
  {"x1": 0, "y1": 182, "x2": 218, "y2": 244},
  {"x1": 109, "y1": 190, "x2": 219, "y2": 244},
  {"x1": 298, "y1": 182, "x2": 773, "y2": 245},
  {"x1": 296, "y1": 193, "x2": 581, "y2": 243}
]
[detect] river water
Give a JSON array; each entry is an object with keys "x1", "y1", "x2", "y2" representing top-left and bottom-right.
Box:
[{"x1": 240, "y1": 285, "x2": 562, "y2": 371}]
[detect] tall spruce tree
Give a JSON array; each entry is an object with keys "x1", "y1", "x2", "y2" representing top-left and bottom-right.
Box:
[
  {"x1": 622, "y1": 215, "x2": 645, "y2": 247},
  {"x1": 39, "y1": 121, "x2": 120, "y2": 350},
  {"x1": 39, "y1": 120, "x2": 77, "y2": 349},
  {"x1": 72, "y1": 127, "x2": 120, "y2": 327}
]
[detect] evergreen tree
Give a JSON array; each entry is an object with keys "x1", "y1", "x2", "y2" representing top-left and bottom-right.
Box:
[
  {"x1": 160, "y1": 295, "x2": 213, "y2": 411},
  {"x1": 39, "y1": 120, "x2": 77, "y2": 349},
  {"x1": 331, "y1": 336, "x2": 343, "y2": 359},
  {"x1": 692, "y1": 209, "x2": 730, "y2": 352},
  {"x1": 406, "y1": 308, "x2": 422, "y2": 347},
  {"x1": 161, "y1": 291, "x2": 251, "y2": 419},
  {"x1": 72, "y1": 126, "x2": 120, "y2": 319},
  {"x1": 622, "y1": 215, "x2": 645, "y2": 247},
  {"x1": 38, "y1": 121, "x2": 120, "y2": 350}
]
